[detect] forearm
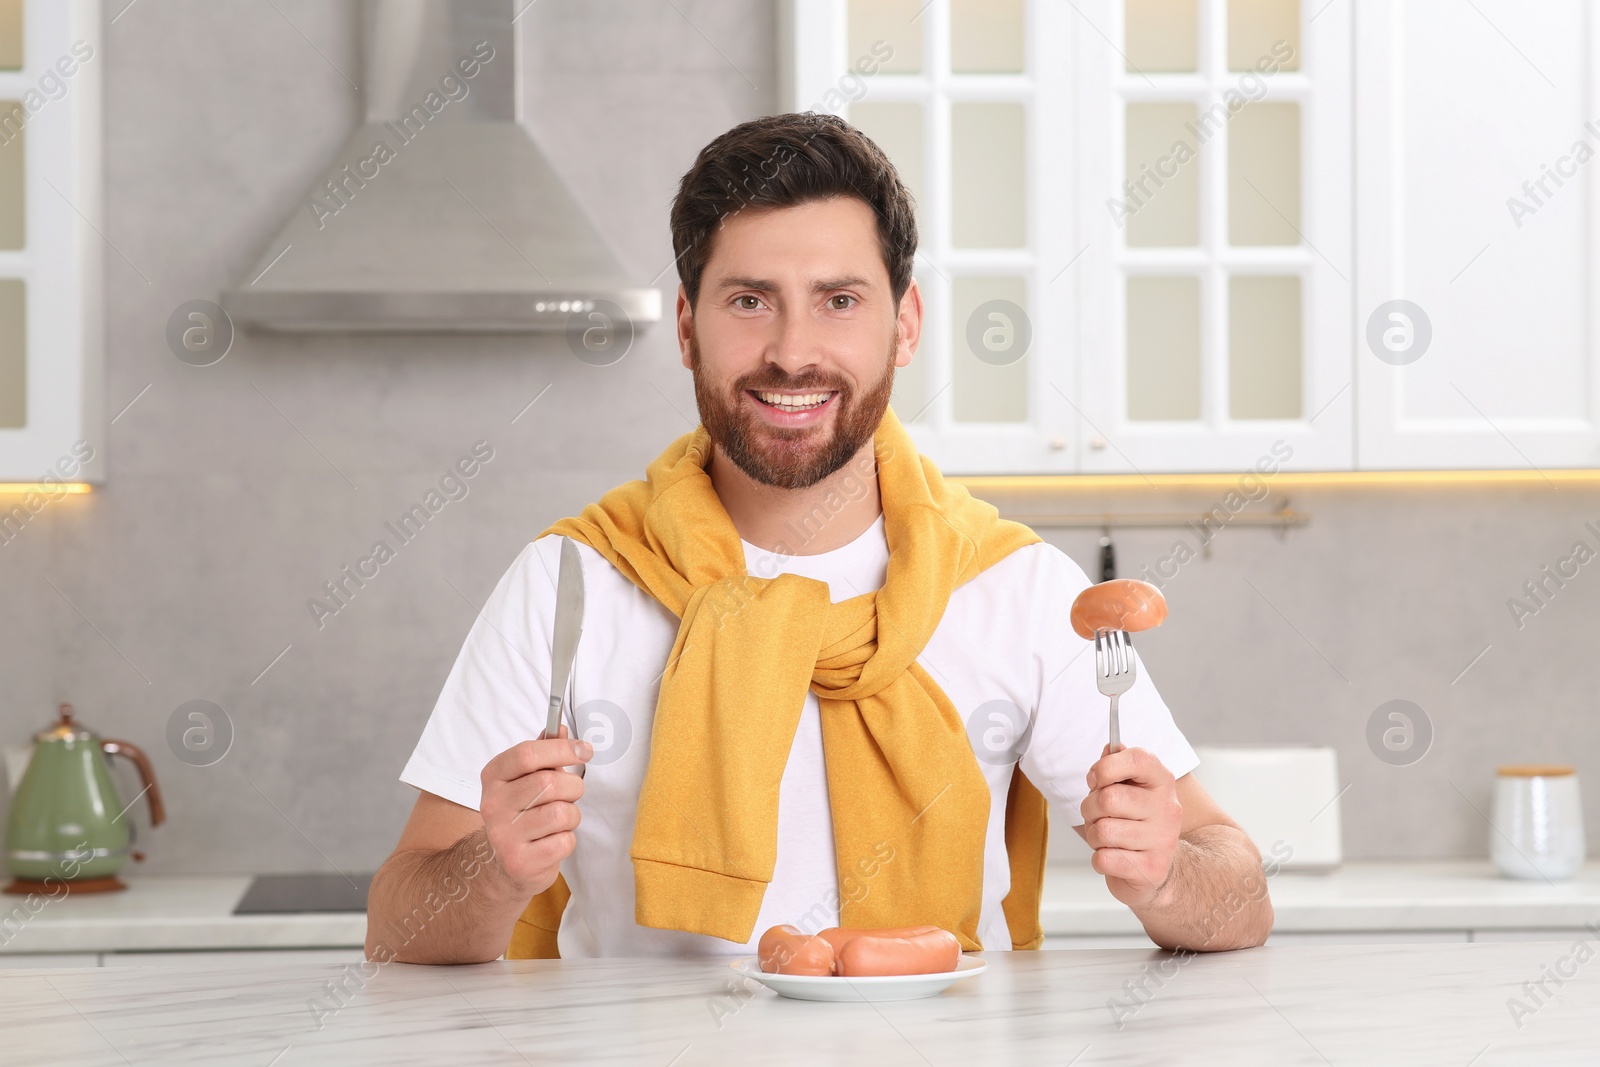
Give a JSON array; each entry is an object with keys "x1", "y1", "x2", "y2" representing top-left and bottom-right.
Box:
[
  {"x1": 1130, "y1": 824, "x2": 1274, "y2": 951},
  {"x1": 365, "y1": 828, "x2": 532, "y2": 965}
]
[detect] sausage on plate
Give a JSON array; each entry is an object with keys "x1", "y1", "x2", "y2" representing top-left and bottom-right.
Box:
[
  {"x1": 816, "y1": 924, "x2": 939, "y2": 958},
  {"x1": 830, "y1": 927, "x2": 962, "y2": 977},
  {"x1": 758, "y1": 924, "x2": 835, "y2": 976}
]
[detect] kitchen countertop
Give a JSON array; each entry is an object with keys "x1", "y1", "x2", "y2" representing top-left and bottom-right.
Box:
[
  {"x1": 0, "y1": 877, "x2": 366, "y2": 955},
  {"x1": 5, "y1": 942, "x2": 1596, "y2": 1064},
  {"x1": 1043, "y1": 860, "x2": 1600, "y2": 936},
  {"x1": 4, "y1": 861, "x2": 1600, "y2": 955}
]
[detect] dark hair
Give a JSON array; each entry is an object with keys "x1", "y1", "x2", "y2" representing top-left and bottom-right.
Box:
[{"x1": 669, "y1": 112, "x2": 918, "y2": 309}]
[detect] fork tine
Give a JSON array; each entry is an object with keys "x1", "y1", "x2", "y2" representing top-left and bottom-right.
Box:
[
  {"x1": 1117, "y1": 631, "x2": 1132, "y2": 674},
  {"x1": 1093, "y1": 630, "x2": 1140, "y2": 687},
  {"x1": 1091, "y1": 627, "x2": 1137, "y2": 754}
]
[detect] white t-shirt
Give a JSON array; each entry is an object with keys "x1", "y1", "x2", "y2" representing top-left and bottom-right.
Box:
[{"x1": 399, "y1": 512, "x2": 1199, "y2": 957}]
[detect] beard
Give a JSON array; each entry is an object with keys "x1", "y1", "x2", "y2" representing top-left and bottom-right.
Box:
[{"x1": 687, "y1": 326, "x2": 898, "y2": 490}]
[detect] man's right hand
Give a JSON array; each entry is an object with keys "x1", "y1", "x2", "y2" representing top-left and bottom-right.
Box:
[{"x1": 479, "y1": 727, "x2": 593, "y2": 898}]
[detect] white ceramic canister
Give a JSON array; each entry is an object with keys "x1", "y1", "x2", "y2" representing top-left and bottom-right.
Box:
[{"x1": 1491, "y1": 765, "x2": 1586, "y2": 880}]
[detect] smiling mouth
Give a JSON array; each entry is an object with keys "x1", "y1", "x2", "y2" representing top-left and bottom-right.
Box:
[{"x1": 748, "y1": 389, "x2": 837, "y2": 413}]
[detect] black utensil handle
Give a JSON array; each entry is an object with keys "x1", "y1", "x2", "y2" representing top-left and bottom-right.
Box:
[{"x1": 1098, "y1": 535, "x2": 1116, "y2": 581}]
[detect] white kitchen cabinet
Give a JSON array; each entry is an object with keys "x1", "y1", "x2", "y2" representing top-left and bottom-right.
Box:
[
  {"x1": 0, "y1": 0, "x2": 104, "y2": 485},
  {"x1": 102, "y1": 948, "x2": 367, "y2": 967},
  {"x1": 1265, "y1": 930, "x2": 1469, "y2": 946},
  {"x1": 1042, "y1": 934, "x2": 1159, "y2": 950},
  {"x1": 1353, "y1": 0, "x2": 1600, "y2": 469},
  {"x1": 784, "y1": 0, "x2": 1078, "y2": 474},
  {"x1": 787, "y1": 0, "x2": 1600, "y2": 474},
  {"x1": 784, "y1": 0, "x2": 1354, "y2": 474},
  {"x1": 1045, "y1": 931, "x2": 1474, "y2": 949},
  {"x1": 0, "y1": 949, "x2": 369, "y2": 968},
  {"x1": 1046, "y1": 931, "x2": 1560, "y2": 948},
  {"x1": 1469, "y1": 928, "x2": 1597, "y2": 944},
  {"x1": 1074, "y1": 0, "x2": 1355, "y2": 474},
  {"x1": 0, "y1": 951, "x2": 98, "y2": 967}
]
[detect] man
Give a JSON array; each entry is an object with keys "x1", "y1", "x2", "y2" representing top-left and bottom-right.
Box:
[{"x1": 367, "y1": 112, "x2": 1272, "y2": 965}]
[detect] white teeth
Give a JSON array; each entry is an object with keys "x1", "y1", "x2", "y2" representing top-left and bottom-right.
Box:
[{"x1": 755, "y1": 390, "x2": 833, "y2": 409}]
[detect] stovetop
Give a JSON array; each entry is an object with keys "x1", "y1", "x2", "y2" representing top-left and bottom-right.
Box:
[{"x1": 232, "y1": 872, "x2": 374, "y2": 914}]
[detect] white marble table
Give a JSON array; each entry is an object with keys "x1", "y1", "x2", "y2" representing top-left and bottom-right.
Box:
[{"x1": 3, "y1": 941, "x2": 1597, "y2": 1065}]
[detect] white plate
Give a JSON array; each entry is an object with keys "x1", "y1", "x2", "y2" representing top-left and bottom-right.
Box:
[{"x1": 728, "y1": 955, "x2": 987, "y2": 1002}]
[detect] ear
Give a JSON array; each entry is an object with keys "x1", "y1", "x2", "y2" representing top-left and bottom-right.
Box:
[
  {"x1": 894, "y1": 277, "x2": 923, "y2": 369},
  {"x1": 677, "y1": 284, "x2": 693, "y2": 369}
]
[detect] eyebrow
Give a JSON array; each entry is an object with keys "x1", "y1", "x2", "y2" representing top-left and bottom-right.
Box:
[{"x1": 712, "y1": 275, "x2": 874, "y2": 294}]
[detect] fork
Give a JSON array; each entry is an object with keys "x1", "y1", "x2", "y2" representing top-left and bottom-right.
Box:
[{"x1": 1093, "y1": 628, "x2": 1137, "y2": 754}]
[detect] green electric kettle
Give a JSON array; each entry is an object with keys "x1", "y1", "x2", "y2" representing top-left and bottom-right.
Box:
[{"x1": 3, "y1": 704, "x2": 166, "y2": 895}]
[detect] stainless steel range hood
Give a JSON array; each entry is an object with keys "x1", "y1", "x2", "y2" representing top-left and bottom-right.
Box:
[{"x1": 222, "y1": 0, "x2": 661, "y2": 333}]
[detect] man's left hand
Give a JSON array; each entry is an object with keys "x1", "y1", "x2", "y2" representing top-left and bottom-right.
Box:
[{"x1": 1079, "y1": 744, "x2": 1184, "y2": 909}]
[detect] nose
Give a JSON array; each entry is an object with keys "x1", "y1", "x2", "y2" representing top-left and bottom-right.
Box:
[{"x1": 764, "y1": 307, "x2": 828, "y2": 385}]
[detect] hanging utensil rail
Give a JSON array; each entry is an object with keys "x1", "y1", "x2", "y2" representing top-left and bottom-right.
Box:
[{"x1": 1001, "y1": 505, "x2": 1309, "y2": 533}]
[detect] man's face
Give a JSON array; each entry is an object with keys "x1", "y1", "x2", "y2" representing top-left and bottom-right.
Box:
[{"x1": 678, "y1": 196, "x2": 920, "y2": 490}]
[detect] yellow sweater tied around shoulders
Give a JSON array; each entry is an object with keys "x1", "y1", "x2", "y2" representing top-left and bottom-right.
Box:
[{"x1": 505, "y1": 405, "x2": 1050, "y2": 958}]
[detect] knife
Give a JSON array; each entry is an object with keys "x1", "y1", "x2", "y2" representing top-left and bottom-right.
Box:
[{"x1": 542, "y1": 536, "x2": 585, "y2": 757}]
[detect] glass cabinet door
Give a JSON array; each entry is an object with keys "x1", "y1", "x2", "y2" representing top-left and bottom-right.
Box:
[
  {"x1": 0, "y1": 0, "x2": 24, "y2": 433},
  {"x1": 833, "y1": 0, "x2": 1076, "y2": 472},
  {"x1": 0, "y1": 0, "x2": 102, "y2": 485},
  {"x1": 1076, "y1": 0, "x2": 1352, "y2": 472}
]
